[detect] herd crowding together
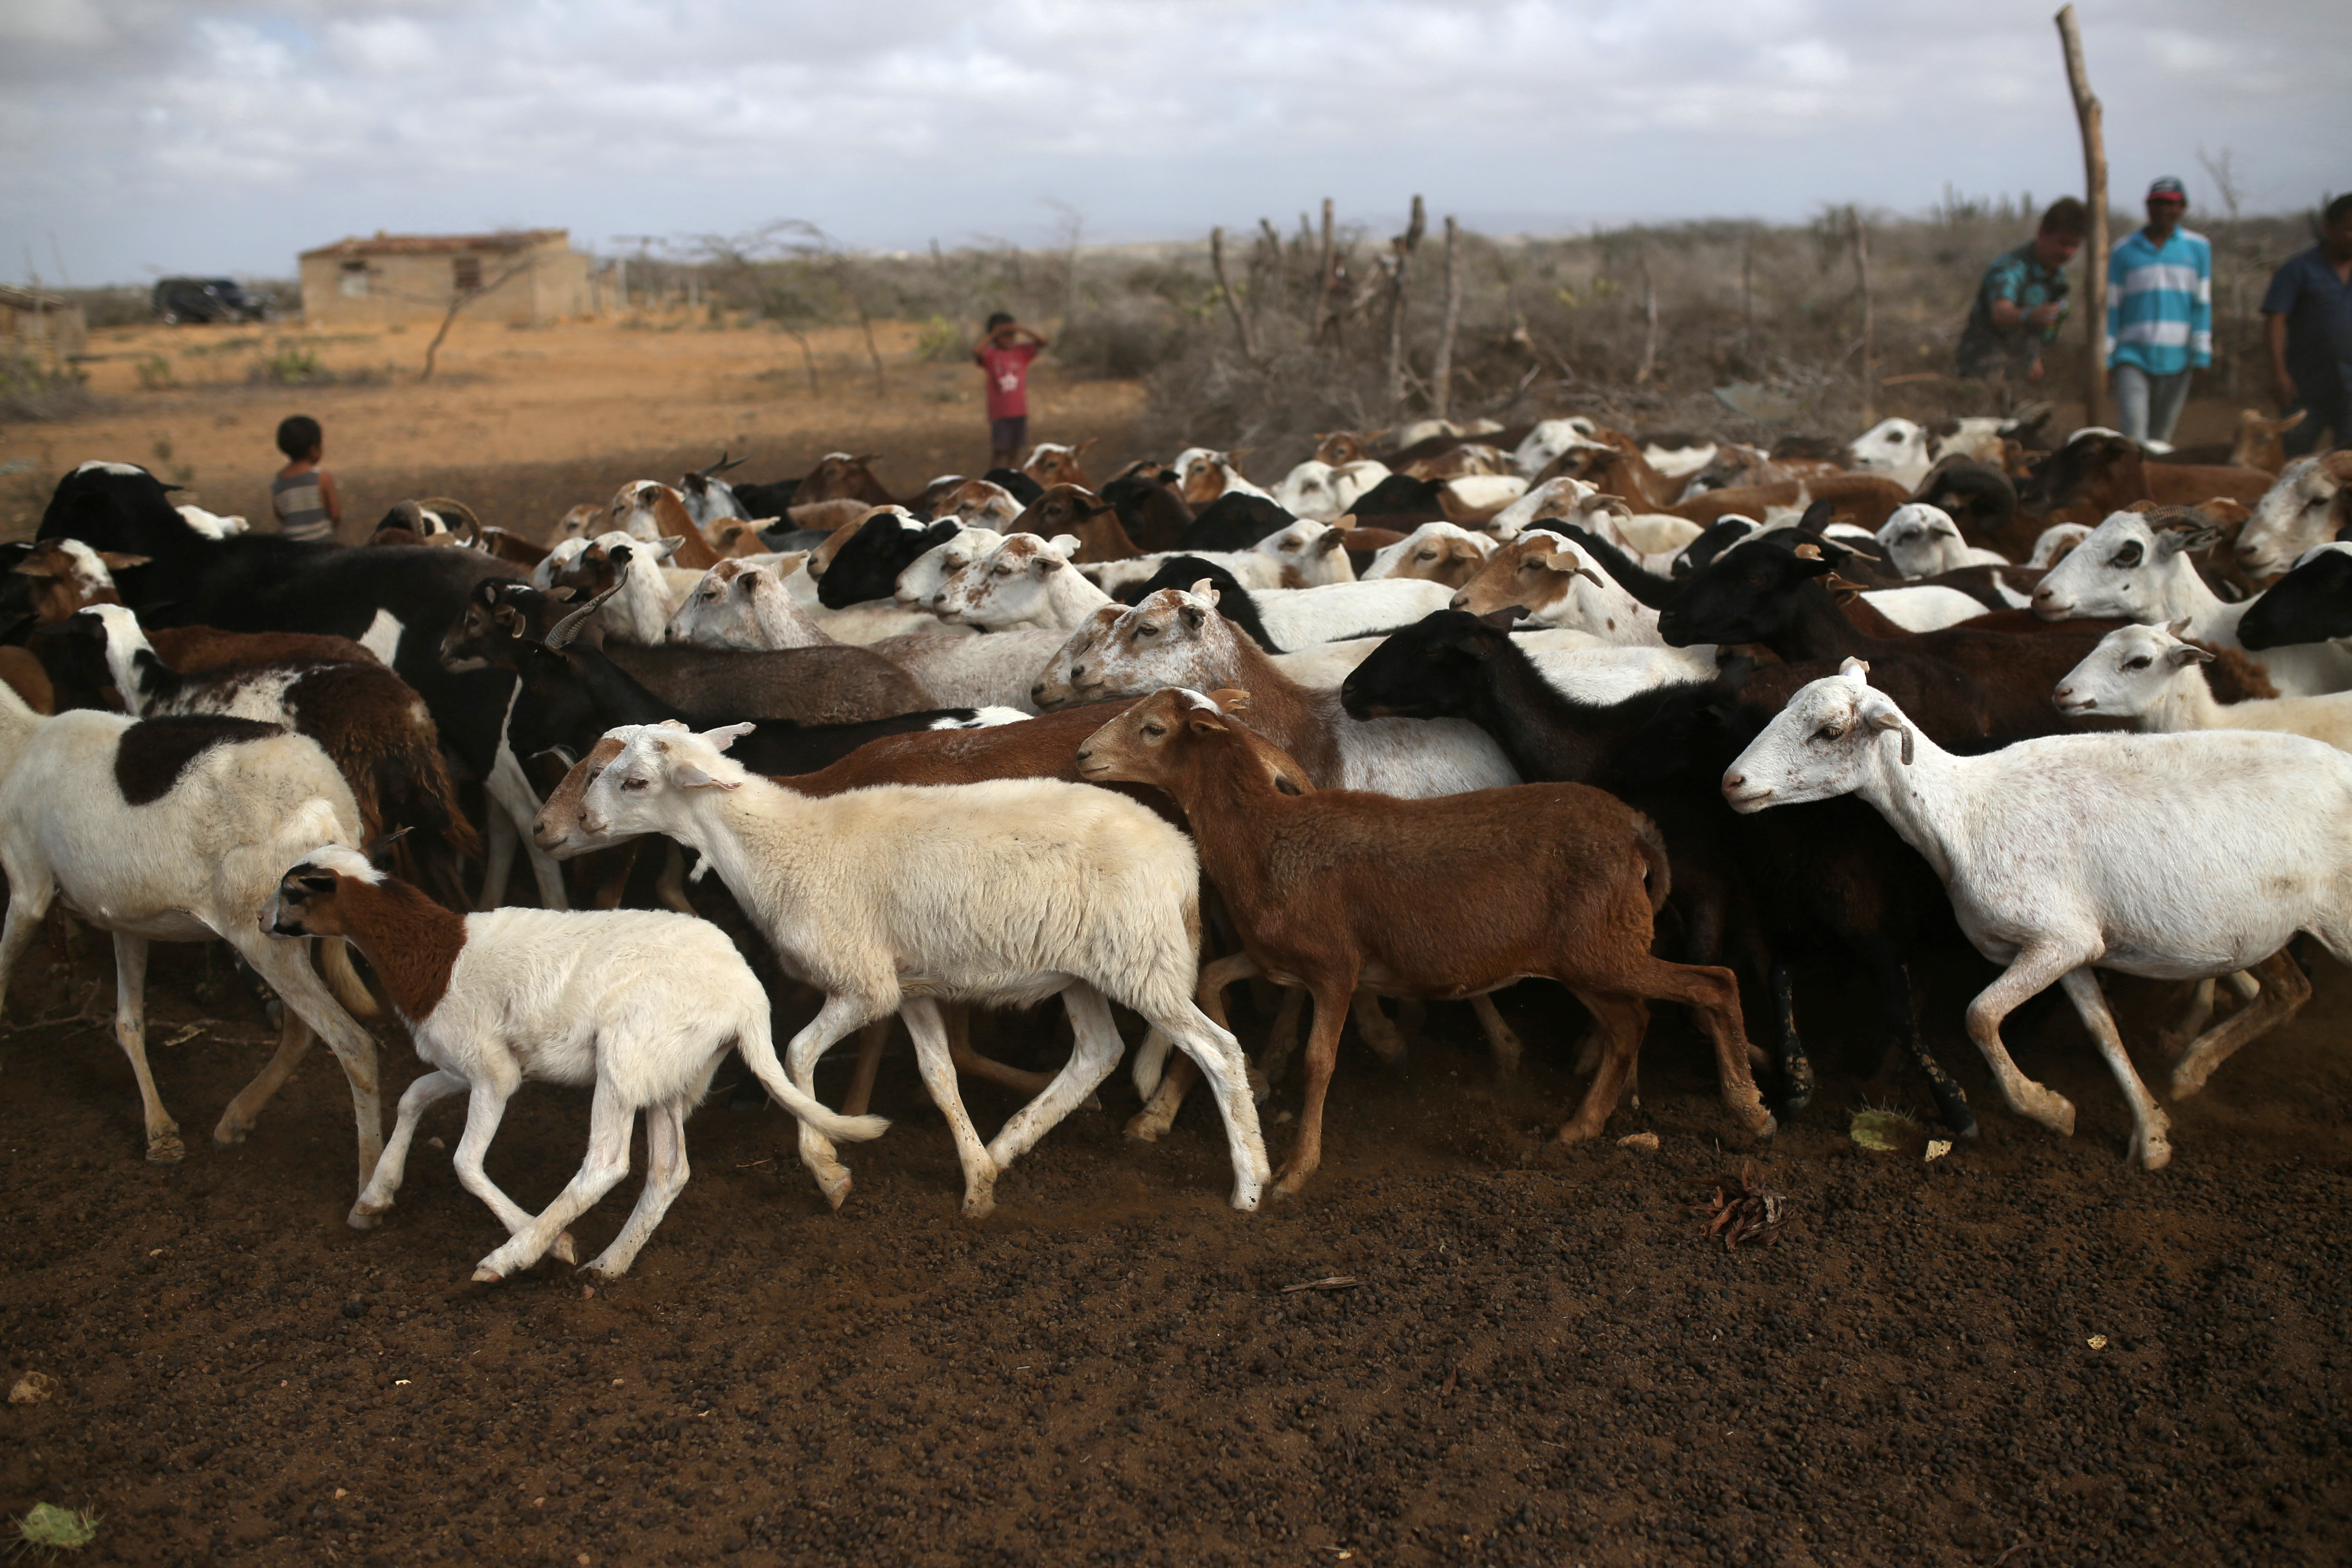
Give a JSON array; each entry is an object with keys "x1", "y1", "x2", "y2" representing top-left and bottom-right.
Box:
[{"x1": 6, "y1": 409, "x2": 2349, "y2": 1279}]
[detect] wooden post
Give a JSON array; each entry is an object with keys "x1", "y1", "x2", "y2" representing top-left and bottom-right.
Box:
[
  {"x1": 1742, "y1": 237, "x2": 1754, "y2": 329},
  {"x1": 1385, "y1": 195, "x2": 1427, "y2": 408},
  {"x1": 1210, "y1": 227, "x2": 1257, "y2": 362},
  {"x1": 1635, "y1": 253, "x2": 1659, "y2": 384},
  {"x1": 1852, "y1": 206, "x2": 1875, "y2": 424},
  {"x1": 1430, "y1": 216, "x2": 1463, "y2": 419},
  {"x1": 1316, "y1": 198, "x2": 1338, "y2": 343},
  {"x1": 2057, "y1": 4, "x2": 2111, "y2": 428}
]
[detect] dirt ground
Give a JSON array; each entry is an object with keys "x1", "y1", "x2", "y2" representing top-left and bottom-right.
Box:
[
  {"x1": 0, "y1": 314, "x2": 1150, "y2": 543},
  {"x1": 2, "y1": 914, "x2": 2348, "y2": 1568},
  {"x1": 3, "y1": 323, "x2": 2347, "y2": 1566}
]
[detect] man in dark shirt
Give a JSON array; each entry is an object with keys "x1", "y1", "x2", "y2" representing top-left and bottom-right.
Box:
[
  {"x1": 2262, "y1": 193, "x2": 2352, "y2": 459},
  {"x1": 1957, "y1": 197, "x2": 2087, "y2": 386}
]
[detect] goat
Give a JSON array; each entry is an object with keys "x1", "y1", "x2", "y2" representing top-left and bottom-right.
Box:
[
  {"x1": 2239, "y1": 542, "x2": 2352, "y2": 654},
  {"x1": 1171, "y1": 448, "x2": 1274, "y2": 509},
  {"x1": 264, "y1": 848, "x2": 885, "y2": 1279},
  {"x1": 64, "y1": 604, "x2": 480, "y2": 906},
  {"x1": 1023, "y1": 440, "x2": 1098, "y2": 491},
  {"x1": 543, "y1": 721, "x2": 1270, "y2": 1217},
  {"x1": 0, "y1": 689, "x2": 384, "y2": 1216},
  {"x1": 2055, "y1": 620, "x2": 2347, "y2": 749},
  {"x1": 1361, "y1": 522, "x2": 1498, "y2": 587},
  {"x1": 893, "y1": 526, "x2": 1004, "y2": 607},
  {"x1": 1724, "y1": 660, "x2": 2352, "y2": 1167},
  {"x1": 1004, "y1": 484, "x2": 1141, "y2": 565},
  {"x1": 1078, "y1": 688, "x2": 1769, "y2": 1195},
  {"x1": 819, "y1": 513, "x2": 960, "y2": 610},
  {"x1": 2234, "y1": 452, "x2": 2352, "y2": 582},
  {"x1": 2021, "y1": 430, "x2": 2273, "y2": 516},
  {"x1": 607, "y1": 481, "x2": 720, "y2": 570},
  {"x1": 2033, "y1": 507, "x2": 2352, "y2": 696}
]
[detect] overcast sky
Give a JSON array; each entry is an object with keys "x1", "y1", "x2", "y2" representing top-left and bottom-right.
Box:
[{"x1": 2, "y1": 0, "x2": 2341, "y2": 287}]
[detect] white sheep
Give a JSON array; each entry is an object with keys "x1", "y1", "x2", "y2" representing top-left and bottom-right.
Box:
[
  {"x1": 2026, "y1": 523, "x2": 2092, "y2": 569},
  {"x1": 1081, "y1": 521, "x2": 1357, "y2": 599},
  {"x1": 894, "y1": 526, "x2": 1005, "y2": 606},
  {"x1": 1360, "y1": 522, "x2": 1498, "y2": 584},
  {"x1": 2054, "y1": 621, "x2": 2352, "y2": 752},
  {"x1": 0, "y1": 687, "x2": 385, "y2": 1216},
  {"x1": 936, "y1": 532, "x2": 1107, "y2": 631},
  {"x1": 263, "y1": 848, "x2": 887, "y2": 1280},
  {"x1": 1724, "y1": 659, "x2": 2352, "y2": 1169},
  {"x1": 1875, "y1": 503, "x2": 2011, "y2": 578},
  {"x1": 542, "y1": 722, "x2": 1271, "y2": 1217},
  {"x1": 664, "y1": 558, "x2": 835, "y2": 649},
  {"x1": 2234, "y1": 452, "x2": 2352, "y2": 581},
  {"x1": 2034, "y1": 508, "x2": 2352, "y2": 696}
]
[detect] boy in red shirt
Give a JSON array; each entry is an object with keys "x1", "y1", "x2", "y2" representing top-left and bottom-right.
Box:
[{"x1": 974, "y1": 313, "x2": 1049, "y2": 468}]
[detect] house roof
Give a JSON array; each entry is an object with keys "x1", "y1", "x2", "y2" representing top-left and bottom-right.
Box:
[
  {"x1": 300, "y1": 229, "x2": 570, "y2": 260},
  {"x1": 0, "y1": 284, "x2": 72, "y2": 311}
]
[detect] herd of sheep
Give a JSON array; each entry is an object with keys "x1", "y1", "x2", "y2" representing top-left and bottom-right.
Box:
[{"x1": 4, "y1": 412, "x2": 2348, "y2": 1280}]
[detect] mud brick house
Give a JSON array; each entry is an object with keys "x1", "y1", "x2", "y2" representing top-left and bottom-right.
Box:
[{"x1": 298, "y1": 229, "x2": 591, "y2": 327}]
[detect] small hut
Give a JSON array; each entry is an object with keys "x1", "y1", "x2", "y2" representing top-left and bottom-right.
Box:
[
  {"x1": 0, "y1": 285, "x2": 89, "y2": 363},
  {"x1": 297, "y1": 230, "x2": 591, "y2": 327}
]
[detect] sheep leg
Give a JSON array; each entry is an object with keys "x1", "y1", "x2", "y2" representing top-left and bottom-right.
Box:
[
  {"x1": 1130, "y1": 1025, "x2": 1177, "y2": 1102},
  {"x1": 476, "y1": 1087, "x2": 636, "y2": 1282},
  {"x1": 476, "y1": 801, "x2": 518, "y2": 911},
  {"x1": 482, "y1": 750, "x2": 568, "y2": 911},
  {"x1": 1155, "y1": 1006, "x2": 1268, "y2": 1211},
  {"x1": 107, "y1": 934, "x2": 181, "y2": 1163},
  {"x1": 1865, "y1": 947, "x2": 1975, "y2": 1138},
  {"x1": 1961, "y1": 947, "x2": 2084, "y2": 1137},
  {"x1": 840, "y1": 1016, "x2": 893, "y2": 1119},
  {"x1": 784, "y1": 993, "x2": 888, "y2": 1209},
  {"x1": 1470, "y1": 993, "x2": 1523, "y2": 1077},
  {"x1": 1351, "y1": 990, "x2": 1407, "y2": 1062},
  {"x1": 1256, "y1": 986, "x2": 1306, "y2": 1088},
  {"x1": 1272, "y1": 980, "x2": 1357, "y2": 1199},
  {"x1": 901, "y1": 998, "x2": 1000, "y2": 1219},
  {"x1": 1647, "y1": 956, "x2": 1774, "y2": 1140},
  {"x1": 2055, "y1": 968, "x2": 2171, "y2": 1170},
  {"x1": 1128, "y1": 953, "x2": 1259, "y2": 1141},
  {"x1": 653, "y1": 842, "x2": 694, "y2": 916},
  {"x1": 1769, "y1": 958, "x2": 1814, "y2": 1117},
  {"x1": 227, "y1": 928, "x2": 385, "y2": 1225},
  {"x1": 1551, "y1": 992, "x2": 1648, "y2": 1144},
  {"x1": 0, "y1": 874, "x2": 60, "y2": 1023},
  {"x1": 985, "y1": 983, "x2": 1125, "y2": 1176},
  {"x1": 2171, "y1": 950, "x2": 2311, "y2": 1100},
  {"x1": 214, "y1": 999, "x2": 315, "y2": 1147},
  {"x1": 583, "y1": 1097, "x2": 692, "y2": 1279},
  {"x1": 946, "y1": 1001, "x2": 1061, "y2": 1100},
  {"x1": 354, "y1": 1068, "x2": 469, "y2": 1216},
  {"x1": 2161, "y1": 978, "x2": 2219, "y2": 1060},
  {"x1": 1128, "y1": 1051, "x2": 1199, "y2": 1143}
]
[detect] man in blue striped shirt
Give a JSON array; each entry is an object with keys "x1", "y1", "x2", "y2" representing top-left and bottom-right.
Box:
[{"x1": 2106, "y1": 176, "x2": 2211, "y2": 448}]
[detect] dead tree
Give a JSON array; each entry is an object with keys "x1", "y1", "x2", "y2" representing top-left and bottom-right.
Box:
[
  {"x1": 1210, "y1": 227, "x2": 1259, "y2": 362},
  {"x1": 1384, "y1": 195, "x2": 1428, "y2": 407},
  {"x1": 1430, "y1": 216, "x2": 1463, "y2": 419},
  {"x1": 2057, "y1": 5, "x2": 2111, "y2": 427}
]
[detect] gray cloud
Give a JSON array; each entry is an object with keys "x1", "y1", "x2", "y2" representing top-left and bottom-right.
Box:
[{"x1": 2, "y1": 0, "x2": 2341, "y2": 284}]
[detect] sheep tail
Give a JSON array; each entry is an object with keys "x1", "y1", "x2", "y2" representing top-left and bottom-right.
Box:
[
  {"x1": 317, "y1": 937, "x2": 381, "y2": 1022},
  {"x1": 1631, "y1": 813, "x2": 1672, "y2": 915},
  {"x1": 733, "y1": 1012, "x2": 889, "y2": 1143}
]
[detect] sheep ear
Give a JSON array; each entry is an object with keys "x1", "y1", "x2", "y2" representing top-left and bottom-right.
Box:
[
  {"x1": 1187, "y1": 710, "x2": 1228, "y2": 734},
  {"x1": 362, "y1": 825, "x2": 413, "y2": 862},
  {"x1": 672, "y1": 764, "x2": 740, "y2": 790},
  {"x1": 649, "y1": 535, "x2": 686, "y2": 561},
  {"x1": 10, "y1": 557, "x2": 55, "y2": 579},
  {"x1": 1047, "y1": 533, "x2": 1080, "y2": 559},
  {"x1": 2166, "y1": 642, "x2": 2215, "y2": 668},
  {"x1": 701, "y1": 722, "x2": 756, "y2": 752},
  {"x1": 297, "y1": 871, "x2": 338, "y2": 894},
  {"x1": 1178, "y1": 602, "x2": 1206, "y2": 632},
  {"x1": 1208, "y1": 687, "x2": 1251, "y2": 714},
  {"x1": 1867, "y1": 707, "x2": 1914, "y2": 764},
  {"x1": 1186, "y1": 580, "x2": 1220, "y2": 607},
  {"x1": 1838, "y1": 657, "x2": 1872, "y2": 683},
  {"x1": 98, "y1": 552, "x2": 151, "y2": 571}
]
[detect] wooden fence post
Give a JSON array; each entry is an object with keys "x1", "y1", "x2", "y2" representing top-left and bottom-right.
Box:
[
  {"x1": 1210, "y1": 227, "x2": 1258, "y2": 362},
  {"x1": 2057, "y1": 5, "x2": 2111, "y2": 428},
  {"x1": 1853, "y1": 206, "x2": 1875, "y2": 425},
  {"x1": 1385, "y1": 195, "x2": 1427, "y2": 408},
  {"x1": 1430, "y1": 216, "x2": 1463, "y2": 420}
]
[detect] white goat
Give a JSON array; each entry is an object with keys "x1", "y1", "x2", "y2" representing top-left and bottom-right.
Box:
[
  {"x1": 1361, "y1": 522, "x2": 1498, "y2": 584},
  {"x1": 264, "y1": 849, "x2": 886, "y2": 1280},
  {"x1": 1082, "y1": 521, "x2": 1357, "y2": 599},
  {"x1": 939, "y1": 533, "x2": 1111, "y2": 631},
  {"x1": 895, "y1": 527, "x2": 1005, "y2": 606},
  {"x1": 543, "y1": 722, "x2": 1270, "y2": 1217},
  {"x1": 1725, "y1": 659, "x2": 2352, "y2": 1168},
  {"x1": 1875, "y1": 503, "x2": 2011, "y2": 578},
  {"x1": 2055, "y1": 621, "x2": 2352, "y2": 752},
  {"x1": 2034, "y1": 509, "x2": 2352, "y2": 696},
  {"x1": 2027, "y1": 523, "x2": 2092, "y2": 569},
  {"x1": 664, "y1": 559, "x2": 834, "y2": 649},
  {"x1": 2234, "y1": 452, "x2": 2352, "y2": 581},
  {"x1": 0, "y1": 689, "x2": 384, "y2": 1217},
  {"x1": 1847, "y1": 417, "x2": 1932, "y2": 490},
  {"x1": 1512, "y1": 417, "x2": 1602, "y2": 477},
  {"x1": 1271, "y1": 460, "x2": 1389, "y2": 522}
]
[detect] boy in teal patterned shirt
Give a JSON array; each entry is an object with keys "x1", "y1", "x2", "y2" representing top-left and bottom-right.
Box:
[{"x1": 1956, "y1": 198, "x2": 2085, "y2": 386}]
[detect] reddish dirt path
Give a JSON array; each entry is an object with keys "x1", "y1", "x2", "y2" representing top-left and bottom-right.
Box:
[{"x1": 3, "y1": 926, "x2": 2347, "y2": 1567}]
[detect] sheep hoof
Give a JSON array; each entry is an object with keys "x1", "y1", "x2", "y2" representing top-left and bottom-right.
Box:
[
  {"x1": 345, "y1": 1207, "x2": 383, "y2": 1232},
  {"x1": 819, "y1": 1171, "x2": 853, "y2": 1211},
  {"x1": 470, "y1": 1266, "x2": 504, "y2": 1284},
  {"x1": 551, "y1": 1232, "x2": 578, "y2": 1266},
  {"x1": 960, "y1": 1192, "x2": 996, "y2": 1220},
  {"x1": 211, "y1": 1118, "x2": 252, "y2": 1148},
  {"x1": 146, "y1": 1132, "x2": 186, "y2": 1164},
  {"x1": 2168, "y1": 1065, "x2": 2210, "y2": 1100},
  {"x1": 1122, "y1": 1113, "x2": 1168, "y2": 1144}
]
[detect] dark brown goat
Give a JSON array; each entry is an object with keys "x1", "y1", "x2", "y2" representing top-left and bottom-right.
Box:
[{"x1": 1076, "y1": 687, "x2": 1771, "y2": 1196}]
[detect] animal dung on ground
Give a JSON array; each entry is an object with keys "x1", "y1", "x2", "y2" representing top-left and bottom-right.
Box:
[
  {"x1": 8, "y1": 1371, "x2": 59, "y2": 1404},
  {"x1": 1682, "y1": 1161, "x2": 1789, "y2": 1251},
  {"x1": 1617, "y1": 1131, "x2": 1660, "y2": 1152}
]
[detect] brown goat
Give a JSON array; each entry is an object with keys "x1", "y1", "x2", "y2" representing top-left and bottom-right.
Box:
[
  {"x1": 796, "y1": 453, "x2": 899, "y2": 506},
  {"x1": 1010, "y1": 484, "x2": 1139, "y2": 564},
  {"x1": 1529, "y1": 431, "x2": 1677, "y2": 511},
  {"x1": 2029, "y1": 432, "x2": 2274, "y2": 515},
  {"x1": 607, "y1": 481, "x2": 720, "y2": 570},
  {"x1": 1023, "y1": 439, "x2": 1098, "y2": 490},
  {"x1": 1665, "y1": 473, "x2": 1914, "y2": 529},
  {"x1": 10, "y1": 539, "x2": 143, "y2": 625},
  {"x1": 1075, "y1": 687, "x2": 1771, "y2": 1196}
]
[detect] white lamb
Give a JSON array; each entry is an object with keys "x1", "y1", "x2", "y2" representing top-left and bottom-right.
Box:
[
  {"x1": 263, "y1": 848, "x2": 886, "y2": 1280},
  {"x1": 1875, "y1": 503, "x2": 2011, "y2": 578},
  {"x1": 0, "y1": 687, "x2": 384, "y2": 1216},
  {"x1": 1725, "y1": 659, "x2": 2352, "y2": 1169},
  {"x1": 2054, "y1": 621, "x2": 2352, "y2": 752},
  {"x1": 540, "y1": 722, "x2": 1270, "y2": 1217}
]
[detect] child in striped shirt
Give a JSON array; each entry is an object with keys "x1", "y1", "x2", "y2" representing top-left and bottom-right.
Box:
[
  {"x1": 2105, "y1": 176, "x2": 2211, "y2": 448},
  {"x1": 271, "y1": 414, "x2": 341, "y2": 544}
]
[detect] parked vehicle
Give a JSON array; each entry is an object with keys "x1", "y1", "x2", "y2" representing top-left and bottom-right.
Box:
[{"x1": 151, "y1": 277, "x2": 267, "y2": 324}]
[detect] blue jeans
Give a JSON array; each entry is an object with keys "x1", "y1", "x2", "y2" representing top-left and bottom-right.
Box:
[{"x1": 2112, "y1": 363, "x2": 2193, "y2": 445}]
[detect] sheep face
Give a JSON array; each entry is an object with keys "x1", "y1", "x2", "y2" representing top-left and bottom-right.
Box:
[
  {"x1": 2237, "y1": 543, "x2": 2352, "y2": 652},
  {"x1": 1030, "y1": 604, "x2": 1127, "y2": 710},
  {"x1": 1076, "y1": 687, "x2": 1307, "y2": 797},
  {"x1": 2052, "y1": 624, "x2": 2211, "y2": 716},
  {"x1": 1721, "y1": 664, "x2": 1911, "y2": 813},
  {"x1": 1365, "y1": 524, "x2": 1492, "y2": 587},
  {"x1": 895, "y1": 529, "x2": 1000, "y2": 607},
  {"x1": 1653, "y1": 537, "x2": 1834, "y2": 648},
  {"x1": 261, "y1": 847, "x2": 381, "y2": 938},
  {"x1": 1255, "y1": 521, "x2": 1353, "y2": 586},
  {"x1": 935, "y1": 534, "x2": 1077, "y2": 628},
  {"x1": 1036, "y1": 589, "x2": 1219, "y2": 710},
  {"x1": 2236, "y1": 453, "x2": 2352, "y2": 582},
  {"x1": 2030, "y1": 510, "x2": 2222, "y2": 622},
  {"x1": 1876, "y1": 503, "x2": 1965, "y2": 579},
  {"x1": 1846, "y1": 418, "x2": 1929, "y2": 480},
  {"x1": 1338, "y1": 611, "x2": 1507, "y2": 721},
  {"x1": 573, "y1": 722, "x2": 753, "y2": 839},
  {"x1": 1448, "y1": 535, "x2": 1611, "y2": 627}
]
